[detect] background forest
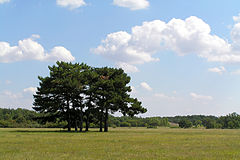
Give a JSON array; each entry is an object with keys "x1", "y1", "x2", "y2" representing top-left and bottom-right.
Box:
[{"x1": 0, "y1": 108, "x2": 240, "y2": 129}]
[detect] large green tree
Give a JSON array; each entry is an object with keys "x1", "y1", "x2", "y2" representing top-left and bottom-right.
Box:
[
  {"x1": 34, "y1": 62, "x2": 86, "y2": 131},
  {"x1": 93, "y1": 67, "x2": 147, "y2": 132},
  {"x1": 33, "y1": 61, "x2": 147, "y2": 132}
]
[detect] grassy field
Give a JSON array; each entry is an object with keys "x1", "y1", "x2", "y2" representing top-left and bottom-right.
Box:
[{"x1": 0, "y1": 128, "x2": 240, "y2": 160}]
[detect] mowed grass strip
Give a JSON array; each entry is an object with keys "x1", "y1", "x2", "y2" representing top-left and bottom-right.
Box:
[{"x1": 0, "y1": 128, "x2": 240, "y2": 160}]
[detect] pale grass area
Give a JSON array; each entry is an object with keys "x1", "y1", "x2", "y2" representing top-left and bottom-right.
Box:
[{"x1": 0, "y1": 127, "x2": 240, "y2": 160}]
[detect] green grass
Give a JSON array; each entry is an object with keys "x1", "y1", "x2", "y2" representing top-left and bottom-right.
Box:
[{"x1": 1, "y1": 128, "x2": 240, "y2": 160}]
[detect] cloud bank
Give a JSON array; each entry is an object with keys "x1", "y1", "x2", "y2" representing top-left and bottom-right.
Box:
[
  {"x1": 113, "y1": 0, "x2": 149, "y2": 10},
  {"x1": 94, "y1": 15, "x2": 240, "y2": 72},
  {"x1": 0, "y1": 35, "x2": 75, "y2": 63}
]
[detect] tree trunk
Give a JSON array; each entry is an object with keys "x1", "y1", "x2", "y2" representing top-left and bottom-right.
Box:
[
  {"x1": 67, "y1": 117, "x2": 71, "y2": 132},
  {"x1": 104, "y1": 107, "x2": 109, "y2": 132},
  {"x1": 85, "y1": 112, "x2": 89, "y2": 132},
  {"x1": 73, "y1": 103, "x2": 78, "y2": 132},
  {"x1": 79, "y1": 108, "x2": 83, "y2": 132},
  {"x1": 99, "y1": 108, "x2": 103, "y2": 132},
  {"x1": 67, "y1": 100, "x2": 71, "y2": 132},
  {"x1": 75, "y1": 120, "x2": 78, "y2": 132}
]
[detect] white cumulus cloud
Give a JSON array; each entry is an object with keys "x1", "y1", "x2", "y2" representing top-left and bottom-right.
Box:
[
  {"x1": 208, "y1": 66, "x2": 226, "y2": 74},
  {"x1": 56, "y1": 0, "x2": 86, "y2": 10},
  {"x1": 0, "y1": 0, "x2": 10, "y2": 4},
  {"x1": 190, "y1": 92, "x2": 213, "y2": 101},
  {"x1": 154, "y1": 93, "x2": 176, "y2": 100},
  {"x1": 94, "y1": 15, "x2": 240, "y2": 71},
  {"x1": 0, "y1": 35, "x2": 75, "y2": 63},
  {"x1": 117, "y1": 62, "x2": 139, "y2": 73},
  {"x1": 113, "y1": 0, "x2": 149, "y2": 10},
  {"x1": 23, "y1": 87, "x2": 37, "y2": 94},
  {"x1": 140, "y1": 82, "x2": 152, "y2": 91}
]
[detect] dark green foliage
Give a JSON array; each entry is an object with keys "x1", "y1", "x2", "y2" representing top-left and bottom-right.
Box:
[
  {"x1": 108, "y1": 116, "x2": 169, "y2": 128},
  {"x1": 120, "y1": 121, "x2": 131, "y2": 127},
  {"x1": 0, "y1": 108, "x2": 48, "y2": 128},
  {"x1": 218, "y1": 112, "x2": 240, "y2": 129},
  {"x1": 178, "y1": 119, "x2": 193, "y2": 128},
  {"x1": 169, "y1": 113, "x2": 240, "y2": 129},
  {"x1": 0, "y1": 108, "x2": 167, "y2": 128},
  {"x1": 194, "y1": 120, "x2": 202, "y2": 127},
  {"x1": 33, "y1": 61, "x2": 147, "y2": 132},
  {"x1": 168, "y1": 115, "x2": 218, "y2": 128},
  {"x1": 167, "y1": 115, "x2": 218, "y2": 126},
  {"x1": 202, "y1": 118, "x2": 217, "y2": 129},
  {"x1": 1, "y1": 107, "x2": 240, "y2": 130}
]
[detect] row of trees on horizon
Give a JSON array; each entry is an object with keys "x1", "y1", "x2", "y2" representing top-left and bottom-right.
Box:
[
  {"x1": 1, "y1": 108, "x2": 240, "y2": 129},
  {"x1": 0, "y1": 108, "x2": 168, "y2": 128},
  {"x1": 169, "y1": 113, "x2": 240, "y2": 129}
]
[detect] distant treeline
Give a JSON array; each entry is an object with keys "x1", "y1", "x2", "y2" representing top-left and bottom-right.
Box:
[
  {"x1": 0, "y1": 108, "x2": 43, "y2": 128},
  {"x1": 1, "y1": 108, "x2": 240, "y2": 129},
  {"x1": 108, "y1": 116, "x2": 169, "y2": 128},
  {"x1": 168, "y1": 113, "x2": 240, "y2": 129}
]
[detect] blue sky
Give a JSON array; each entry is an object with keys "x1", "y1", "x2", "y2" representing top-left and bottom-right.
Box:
[{"x1": 1, "y1": 0, "x2": 240, "y2": 116}]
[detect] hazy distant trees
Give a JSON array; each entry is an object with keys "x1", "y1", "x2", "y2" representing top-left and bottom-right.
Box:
[
  {"x1": 173, "y1": 113, "x2": 240, "y2": 129},
  {"x1": 0, "y1": 108, "x2": 170, "y2": 128},
  {"x1": 1, "y1": 107, "x2": 240, "y2": 130},
  {"x1": 108, "y1": 116, "x2": 169, "y2": 128},
  {"x1": 33, "y1": 61, "x2": 147, "y2": 132},
  {"x1": 218, "y1": 112, "x2": 240, "y2": 129},
  {"x1": 0, "y1": 108, "x2": 42, "y2": 128}
]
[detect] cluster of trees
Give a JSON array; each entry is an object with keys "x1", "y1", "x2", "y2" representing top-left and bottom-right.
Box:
[
  {"x1": 33, "y1": 62, "x2": 147, "y2": 132},
  {"x1": 178, "y1": 119, "x2": 193, "y2": 128},
  {"x1": 0, "y1": 108, "x2": 42, "y2": 128},
  {"x1": 0, "y1": 108, "x2": 69, "y2": 128},
  {"x1": 206, "y1": 112, "x2": 240, "y2": 129},
  {"x1": 168, "y1": 115, "x2": 218, "y2": 128},
  {"x1": 167, "y1": 115, "x2": 218, "y2": 126},
  {"x1": 169, "y1": 113, "x2": 240, "y2": 129}
]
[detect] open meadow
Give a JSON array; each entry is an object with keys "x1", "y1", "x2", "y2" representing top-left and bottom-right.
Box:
[{"x1": 0, "y1": 128, "x2": 240, "y2": 160}]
